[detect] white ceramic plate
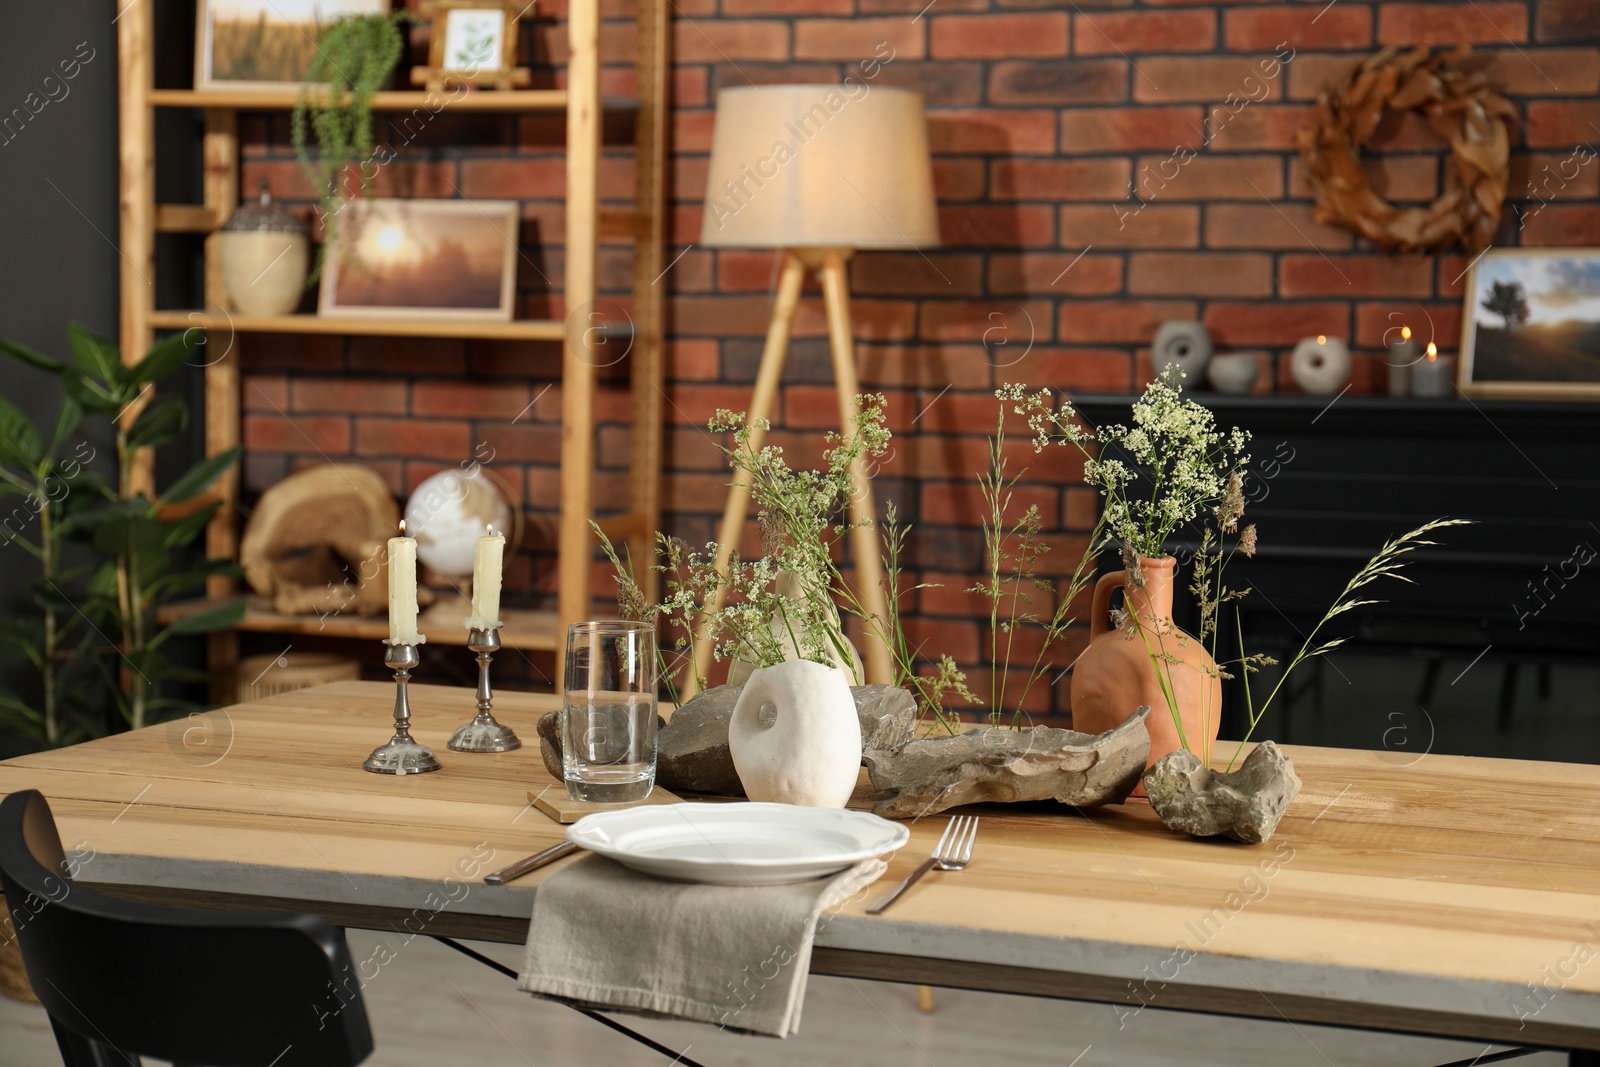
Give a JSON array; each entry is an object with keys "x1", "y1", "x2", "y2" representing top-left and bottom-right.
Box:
[{"x1": 566, "y1": 802, "x2": 909, "y2": 886}]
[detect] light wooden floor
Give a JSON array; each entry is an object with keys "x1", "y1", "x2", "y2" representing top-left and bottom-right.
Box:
[{"x1": 0, "y1": 930, "x2": 1566, "y2": 1066}]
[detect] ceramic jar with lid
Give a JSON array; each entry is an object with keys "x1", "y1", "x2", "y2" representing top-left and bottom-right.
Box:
[{"x1": 219, "y1": 180, "x2": 309, "y2": 315}]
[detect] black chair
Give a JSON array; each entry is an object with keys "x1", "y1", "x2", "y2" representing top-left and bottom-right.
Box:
[{"x1": 0, "y1": 790, "x2": 373, "y2": 1067}]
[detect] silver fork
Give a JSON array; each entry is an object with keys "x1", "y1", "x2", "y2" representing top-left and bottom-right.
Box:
[{"x1": 866, "y1": 815, "x2": 979, "y2": 915}]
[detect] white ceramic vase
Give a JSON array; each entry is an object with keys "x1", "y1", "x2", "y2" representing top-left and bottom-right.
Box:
[{"x1": 728, "y1": 659, "x2": 862, "y2": 809}]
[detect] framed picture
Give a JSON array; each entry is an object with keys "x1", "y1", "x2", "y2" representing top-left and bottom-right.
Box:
[
  {"x1": 1460, "y1": 248, "x2": 1600, "y2": 400},
  {"x1": 410, "y1": 1, "x2": 531, "y2": 91},
  {"x1": 318, "y1": 199, "x2": 519, "y2": 322},
  {"x1": 195, "y1": 0, "x2": 390, "y2": 93}
]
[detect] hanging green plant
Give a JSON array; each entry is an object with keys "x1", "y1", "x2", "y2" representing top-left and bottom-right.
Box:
[{"x1": 291, "y1": 12, "x2": 408, "y2": 278}]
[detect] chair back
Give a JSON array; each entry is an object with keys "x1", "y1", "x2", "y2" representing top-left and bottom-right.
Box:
[{"x1": 0, "y1": 789, "x2": 373, "y2": 1067}]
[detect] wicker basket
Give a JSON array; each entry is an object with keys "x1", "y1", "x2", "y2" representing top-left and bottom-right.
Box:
[{"x1": 237, "y1": 652, "x2": 361, "y2": 703}]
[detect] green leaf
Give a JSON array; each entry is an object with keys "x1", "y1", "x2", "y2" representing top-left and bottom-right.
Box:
[
  {"x1": 50, "y1": 396, "x2": 83, "y2": 455},
  {"x1": 158, "y1": 447, "x2": 240, "y2": 506},
  {"x1": 129, "y1": 331, "x2": 201, "y2": 386},
  {"x1": 0, "y1": 395, "x2": 43, "y2": 469},
  {"x1": 61, "y1": 368, "x2": 124, "y2": 415},
  {"x1": 166, "y1": 596, "x2": 246, "y2": 635},
  {"x1": 0, "y1": 337, "x2": 66, "y2": 373},
  {"x1": 59, "y1": 497, "x2": 148, "y2": 541},
  {"x1": 126, "y1": 395, "x2": 188, "y2": 450},
  {"x1": 162, "y1": 500, "x2": 221, "y2": 549},
  {"x1": 67, "y1": 322, "x2": 122, "y2": 383}
]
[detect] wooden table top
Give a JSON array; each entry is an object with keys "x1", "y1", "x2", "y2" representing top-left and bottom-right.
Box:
[{"x1": 2, "y1": 681, "x2": 1598, "y2": 1051}]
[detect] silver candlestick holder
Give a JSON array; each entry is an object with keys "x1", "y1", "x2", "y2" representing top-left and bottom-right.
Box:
[
  {"x1": 448, "y1": 626, "x2": 521, "y2": 752},
  {"x1": 364, "y1": 641, "x2": 442, "y2": 774}
]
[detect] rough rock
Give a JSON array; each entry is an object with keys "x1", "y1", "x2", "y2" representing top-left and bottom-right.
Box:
[
  {"x1": 1142, "y1": 740, "x2": 1302, "y2": 844},
  {"x1": 861, "y1": 707, "x2": 1151, "y2": 820},
  {"x1": 538, "y1": 683, "x2": 918, "y2": 797}
]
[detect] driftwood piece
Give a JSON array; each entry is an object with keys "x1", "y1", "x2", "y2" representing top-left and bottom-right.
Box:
[
  {"x1": 861, "y1": 707, "x2": 1151, "y2": 819},
  {"x1": 536, "y1": 683, "x2": 917, "y2": 797},
  {"x1": 1143, "y1": 740, "x2": 1302, "y2": 844},
  {"x1": 240, "y1": 464, "x2": 426, "y2": 617}
]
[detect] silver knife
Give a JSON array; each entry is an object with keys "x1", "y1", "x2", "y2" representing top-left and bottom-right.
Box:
[{"x1": 484, "y1": 841, "x2": 581, "y2": 885}]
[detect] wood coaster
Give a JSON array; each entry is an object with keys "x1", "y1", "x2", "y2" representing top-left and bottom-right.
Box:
[{"x1": 529, "y1": 785, "x2": 681, "y2": 824}]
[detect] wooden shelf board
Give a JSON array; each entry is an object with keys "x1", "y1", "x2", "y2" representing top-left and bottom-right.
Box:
[
  {"x1": 159, "y1": 598, "x2": 560, "y2": 651},
  {"x1": 148, "y1": 310, "x2": 564, "y2": 341},
  {"x1": 147, "y1": 88, "x2": 640, "y2": 112}
]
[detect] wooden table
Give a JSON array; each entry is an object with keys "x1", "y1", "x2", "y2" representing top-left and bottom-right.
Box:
[{"x1": 3, "y1": 681, "x2": 1599, "y2": 1056}]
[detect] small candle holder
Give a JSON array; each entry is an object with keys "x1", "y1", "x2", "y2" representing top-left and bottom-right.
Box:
[
  {"x1": 448, "y1": 626, "x2": 521, "y2": 752},
  {"x1": 364, "y1": 641, "x2": 442, "y2": 774}
]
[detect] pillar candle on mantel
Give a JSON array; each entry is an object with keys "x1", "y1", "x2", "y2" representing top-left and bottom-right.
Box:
[
  {"x1": 388, "y1": 524, "x2": 422, "y2": 645},
  {"x1": 1387, "y1": 325, "x2": 1419, "y2": 396},
  {"x1": 466, "y1": 530, "x2": 505, "y2": 631},
  {"x1": 1411, "y1": 342, "x2": 1457, "y2": 398}
]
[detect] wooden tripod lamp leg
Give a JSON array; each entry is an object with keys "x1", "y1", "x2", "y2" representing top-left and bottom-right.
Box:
[
  {"x1": 683, "y1": 251, "x2": 806, "y2": 698},
  {"x1": 819, "y1": 250, "x2": 894, "y2": 685}
]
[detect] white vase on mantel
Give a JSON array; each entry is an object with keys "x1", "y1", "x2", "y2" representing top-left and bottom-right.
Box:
[{"x1": 729, "y1": 659, "x2": 862, "y2": 809}]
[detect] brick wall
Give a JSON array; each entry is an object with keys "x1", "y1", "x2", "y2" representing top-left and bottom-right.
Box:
[{"x1": 237, "y1": 0, "x2": 1600, "y2": 718}]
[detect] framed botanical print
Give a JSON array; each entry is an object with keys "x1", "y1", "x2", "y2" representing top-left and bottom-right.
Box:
[{"x1": 410, "y1": 1, "x2": 532, "y2": 92}]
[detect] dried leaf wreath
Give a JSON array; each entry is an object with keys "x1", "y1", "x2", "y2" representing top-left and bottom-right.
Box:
[{"x1": 1297, "y1": 45, "x2": 1517, "y2": 254}]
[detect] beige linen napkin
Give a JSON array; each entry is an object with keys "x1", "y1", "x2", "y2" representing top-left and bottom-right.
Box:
[{"x1": 517, "y1": 854, "x2": 886, "y2": 1037}]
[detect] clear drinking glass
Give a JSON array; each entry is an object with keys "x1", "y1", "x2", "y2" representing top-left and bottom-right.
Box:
[{"x1": 563, "y1": 620, "x2": 658, "y2": 802}]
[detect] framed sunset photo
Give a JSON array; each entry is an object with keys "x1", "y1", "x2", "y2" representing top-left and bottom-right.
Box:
[
  {"x1": 318, "y1": 199, "x2": 519, "y2": 322},
  {"x1": 1460, "y1": 248, "x2": 1600, "y2": 400},
  {"x1": 195, "y1": 0, "x2": 390, "y2": 92}
]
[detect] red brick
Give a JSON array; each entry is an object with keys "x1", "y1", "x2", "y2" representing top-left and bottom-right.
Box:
[
  {"x1": 1366, "y1": 155, "x2": 1441, "y2": 202},
  {"x1": 477, "y1": 423, "x2": 565, "y2": 465},
  {"x1": 669, "y1": 340, "x2": 721, "y2": 382},
  {"x1": 929, "y1": 109, "x2": 1057, "y2": 154},
  {"x1": 355, "y1": 418, "x2": 469, "y2": 460},
  {"x1": 1009, "y1": 348, "x2": 1135, "y2": 392},
  {"x1": 1058, "y1": 300, "x2": 1199, "y2": 343},
  {"x1": 1204, "y1": 203, "x2": 1352, "y2": 250},
  {"x1": 1511, "y1": 151, "x2": 1600, "y2": 206},
  {"x1": 674, "y1": 66, "x2": 709, "y2": 109},
  {"x1": 714, "y1": 250, "x2": 784, "y2": 293},
  {"x1": 1202, "y1": 302, "x2": 1350, "y2": 347},
  {"x1": 987, "y1": 252, "x2": 1123, "y2": 296},
  {"x1": 291, "y1": 377, "x2": 407, "y2": 415},
  {"x1": 1538, "y1": 0, "x2": 1600, "y2": 42},
  {"x1": 244, "y1": 374, "x2": 288, "y2": 411},
  {"x1": 1134, "y1": 55, "x2": 1288, "y2": 104},
  {"x1": 790, "y1": 297, "x2": 917, "y2": 340},
  {"x1": 1059, "y1": 106, "x2": 1205, "y2": 153},
  {"x1": 794, "y1": 19, "x2": 925, "y2": 61},
  {"x1": 1286, "y1": 53, "x2": 1363, "y2": 101},
  {"x1": 1059, "y1": 203, "x2": 1199, "y2": 247},
  {"x1": 1378, "y1": 3, "x2": 1528, "y2": 46},
  {"x1": 411, "y1": 380, "x2": 534, "y2": 419},
  {"x1": 938, "y1": 204, "x2": 1058, "y2": 247},
  {"x1": 988, "y1": 60, "x2": 1128, "y2": 105},
  {"x1": 1279, "y1": 254, "x2": 1435, "y2": 298},
  {"x1": 673, "y1": 20, "x2": 789, "y2": 63},
  {"x1": 1207, "y1": 104, "x2": 1316, "y2": 151},
  {"x1": 1526, "y1": 102, "x2": 1600, "y2": 149},
  {"x1": 1075, "y1": 10, "x2": 1216, "y2": 55},
  {"x1": 1354, "y1": 303, "x2": 1463, "y2": 350},
  {"x1": 1224, "y1": 6, "x2": 1372, "y2": 51},
  {"x1": 724, "y1": 0, "x2": 848, "y2": 12},
  {"x1": 932, "y1": 13, "x2": 1068, "y2": 58},
  {"x1": 1135, "y1": 153, "x2": 1282, "y2": 200},
  {"x1": 240, "y1": 334, "x2": 343, "y2": 372},
  {"x1": 670, "y1": 295, "x2": 781, "y2": 338},
  {"x1": 244, "y1": 413, "x2": 350, "y2": 455},
  {"x1": 1485, "y1": 47, "x2": 1600, "y2": 96},
  {"x1": 346, "y1": 338, "x2": 467, "y2": 375},
  {"x1": 919, "y1": 300, "x2": 1055, "y2": 344},
  {"x1": 859, "y1": 345, "x2": 996, "y2": 390},
  {"x1": 1519, "y1": 204, "x2": 1600, "y2": 246},
  {"x1": 921, "y1": 483, "x2": 1059, "y2": 528},
  {"x1": 853, "y1": 253, "x2": 984, "y2": 296},
  {"x1": 1128, "y1": 252, "x2": 1274, "y2": 297},
  {"x1": 898, "y1": 617, "x2": 981, "y2": 668},
  {"x1": 672, "y1": 109, "x2": 716, "y2": 153},
  {"x1": 933, "y1": 158, "x2": 987, "y2": 201},
  {"x1": 873, "y1": 61, "x2": 988, "y2": 107},
  {"x1": 991, "y1": 158, "x2": 1131, "y2": 200}
]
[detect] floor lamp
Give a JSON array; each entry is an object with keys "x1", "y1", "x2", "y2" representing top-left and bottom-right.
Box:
[{"x1": 685, "y1": 84, "x2": 941, "y2": 698}]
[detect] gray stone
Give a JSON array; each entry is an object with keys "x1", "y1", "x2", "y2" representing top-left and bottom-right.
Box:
[
  {"x1": 538, "y1": 683, "x2": 919, "y2": 797},
  {"x1": 1142, "y1": 740, "x2": 1302, "y2": 844},
  {"x1": 861, "y1": 707, "x2": 1151, "y2": 820}
]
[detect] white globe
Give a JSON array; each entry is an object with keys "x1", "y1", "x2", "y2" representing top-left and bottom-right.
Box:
[{"x1": 403, "y1": 468, "x2": 513, "y2": 578}]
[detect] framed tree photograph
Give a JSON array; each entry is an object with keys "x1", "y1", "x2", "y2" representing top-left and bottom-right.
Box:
[
  {"x1": 318, "y1": 199, "x2": 520, "y2": 322},
  {"x1": 1460, "y1": 248, "x2": 1600, "y2": 399},
  {"x1": 195, "y1": 0, "x2": 390, "y2": 92}
]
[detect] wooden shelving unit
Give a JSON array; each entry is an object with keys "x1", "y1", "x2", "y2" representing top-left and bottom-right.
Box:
[{"x1": 118, "y1": 0, "x2": 669, "y2": 698}]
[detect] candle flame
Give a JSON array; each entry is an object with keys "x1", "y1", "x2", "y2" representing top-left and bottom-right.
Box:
[
  {"x1": 1426, "y1": 342, "x2": 1438, "y2": 361},
  {"x1": 1316, "y1": 334, "x2": 1327, "y2": 345},
  {"x1": 1401, "y1": 326, "x2": 1411, "y2": 340},
  {"x1": 399, "y1": 519, "x2": 407, "y2": 535}
]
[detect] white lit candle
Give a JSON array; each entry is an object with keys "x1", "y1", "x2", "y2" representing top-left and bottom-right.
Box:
[
  {"x1": 387, "y1": 522, "x2": 422, "y2": 645},
  {"x1": 1410, "y1": 342, "x2": 1457, "y2": 398},
  {"x1": 1387, "y1": 325, "x2": 1418, "y2": 396},
  {"x1": 466, "y1": 528, "x2": 505, "y2": 631}
]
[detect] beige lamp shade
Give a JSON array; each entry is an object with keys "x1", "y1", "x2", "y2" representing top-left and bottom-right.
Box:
[{"x1": 700, "y1": 84, "x2": 940, "y2": 250}]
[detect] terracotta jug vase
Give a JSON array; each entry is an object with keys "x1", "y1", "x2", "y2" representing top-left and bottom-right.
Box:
[{"x1": 1069, "y1": 556, "x2": 1222, "y2": 782}]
